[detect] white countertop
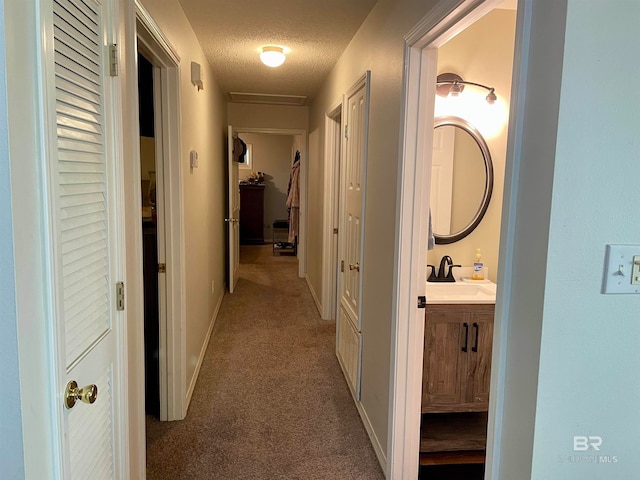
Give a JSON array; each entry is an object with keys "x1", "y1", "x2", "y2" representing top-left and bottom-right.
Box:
[{"x1": 425, "y1": 279, "x2": 496, "y2": 304}]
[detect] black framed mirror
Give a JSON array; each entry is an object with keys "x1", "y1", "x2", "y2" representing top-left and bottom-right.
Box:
[{"x1": 431, "y1": 116, "x2": 493, "y2": 245}]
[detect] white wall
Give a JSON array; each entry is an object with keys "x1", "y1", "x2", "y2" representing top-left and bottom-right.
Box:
[
  {"x1": 137, "y1": 0, "x2": 228, "y2": 401},
  {"x1": 530, "y1": 1, "x2": 640, "y2": 477},
  {"x1": 0, "y1": 0, "x2": 24, "y2": 475},
  {"x1": 490, "y1": 1, "x2": 640, "y2": 478},
  {"x1": 427, "y1": 8, "x2": 516, "y2": 282},
  {"x1": 227, "y1": 102, "x2": 308, "y2": 131},
  {"x1": 239, "y1": 133, "x2": 294, "y2": 240}
]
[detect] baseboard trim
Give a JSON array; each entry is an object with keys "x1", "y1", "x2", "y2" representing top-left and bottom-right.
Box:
[
  {"x1": 336, "y1": 349, "x2": 388, "y2": 476},
  {"x1": 355, "y1": 399, "x2": 388, "y2": 476},
  {"x1": 184, "y1": 293, "x2": 224, "y2": 410},
  {"x1": 305, "y1": 274, "x2": 322, "y2": 316}
]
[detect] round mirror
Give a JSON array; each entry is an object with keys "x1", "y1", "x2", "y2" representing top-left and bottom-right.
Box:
[{"x1": 430, "y1": 116, "x2": 493, "y2": 244}]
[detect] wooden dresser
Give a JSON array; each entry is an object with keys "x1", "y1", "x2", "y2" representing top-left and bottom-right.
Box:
[{"x1": 239, "y1": 183, "x2": 265, "y2": 244}]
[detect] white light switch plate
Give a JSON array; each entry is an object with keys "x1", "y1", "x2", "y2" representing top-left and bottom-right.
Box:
[{"x1": 602, "y1": 244, "x2": 640, "y2": 294}]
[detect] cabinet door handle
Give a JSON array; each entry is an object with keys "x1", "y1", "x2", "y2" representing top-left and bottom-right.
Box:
[
  {"x1": 462, "y1": 322, "x2": 469, "y2": 352},
  {"x1": 472, "y1": 322, "x2": 479, "y2": 352}
]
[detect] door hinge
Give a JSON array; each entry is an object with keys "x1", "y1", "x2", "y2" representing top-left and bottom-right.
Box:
[
  {"x1": 333, "y1": 228, "x2": 338, "y2": 234},
  {"x1": 109, "y1": 44, "x2": 118, "y2": 77},
  {"x1": 341, "y1": 260, "x2": 345, "y2": 273},
  {"x1": 418, "y1": 295, "x2": 427, "y2": 309},
  {"x1": 344, "y1": 125, "x2": 349, "y2": 139},
  {"x1": 116, "y1": 282, "x2": 125, "y2": 311},
  {"x1": 158, "y1": 263, "x2": 166, "y2": 273}
]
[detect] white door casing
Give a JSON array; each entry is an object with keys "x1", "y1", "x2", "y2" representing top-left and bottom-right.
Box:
[
  {"x1": 42, "y1": 0, "x2": 125, "y2": 477},
  {"x1": 321, "y1": 103, "x2": 342, "y2": 320},
  {"x1": 227, "y1": 125, "x2": 240, "y2": 293},
  {"x1": 336, "y1": 72, "x2": 370, "y2": 400}
]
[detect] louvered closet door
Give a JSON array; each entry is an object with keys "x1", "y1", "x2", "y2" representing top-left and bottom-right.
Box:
[{"x1": 49, "y1": 0, "x2": 122, "y2": 477}]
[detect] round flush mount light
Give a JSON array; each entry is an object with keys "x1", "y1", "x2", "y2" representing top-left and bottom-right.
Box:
[{"x1": 260, "y1": 46, "x2": 286, "y2": 68}]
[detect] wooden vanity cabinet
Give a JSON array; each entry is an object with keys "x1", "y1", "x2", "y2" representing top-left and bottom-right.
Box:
[{"x1": 422, "y1": 303, "x2": 494, "y2": 413}]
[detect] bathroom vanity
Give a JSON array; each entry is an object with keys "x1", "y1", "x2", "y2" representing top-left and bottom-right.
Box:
[
  {"x1": 422, "y1": 302, "x2": 494, "y2": 411},
  {"x1": 420, "y1": 282, "x2": 495, "y2": 466}
]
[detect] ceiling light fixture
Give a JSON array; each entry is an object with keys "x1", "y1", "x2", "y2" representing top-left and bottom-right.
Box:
[
  {"x1": 260, "y1": 46, "x2": 286, "y2": 68},
  {"x1": 436, "y1": 73, "x2": 497, "y2": 104}
]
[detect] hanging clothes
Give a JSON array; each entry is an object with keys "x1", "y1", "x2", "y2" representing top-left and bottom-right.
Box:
[{"x1": 286, "y1": 151, "x2": 301, "y2": 243}]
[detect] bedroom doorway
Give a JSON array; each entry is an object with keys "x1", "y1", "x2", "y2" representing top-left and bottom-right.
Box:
[
  {"x1": 231, "y1": 128, "x2": 307, "y2": 280},
  {"x1": 137, "y1": 50, "x2": 162, "y2": 418},
  {"x1": 136, "y1": 4, "x2": 186, "y2": 422}
]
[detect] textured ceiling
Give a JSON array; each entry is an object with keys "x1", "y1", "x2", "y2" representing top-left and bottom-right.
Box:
[{"x1": 178, "y1": 0, "x2": 378, "y2": 104}]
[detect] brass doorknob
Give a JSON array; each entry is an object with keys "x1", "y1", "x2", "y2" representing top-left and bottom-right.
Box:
[
  {"x1": 349, "y1": 262, "x2": 360, "y2": 272},
  {"x1": 65, "y1": 380, "x2": 98, "y2": 409}
]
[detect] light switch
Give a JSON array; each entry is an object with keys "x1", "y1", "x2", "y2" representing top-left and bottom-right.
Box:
[
  {"x1": 602, "y1": 244, "x2": 640, "y2": 294},
  {"x1": 633, "y1": 256, "x2": 640, "y2": 286},
  {"x1": 190, "y1": 150, "x2": 198, "y2": 168}
]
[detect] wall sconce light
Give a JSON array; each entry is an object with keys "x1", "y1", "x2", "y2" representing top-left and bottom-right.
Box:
[
  {"x1": 436, "y1": 73, "x2": 497, "y2": 104},
  {"x1": 260, "y1": 46, "x2": 286, "y2": 68},
  {"x1": 191, "y1": 62, "x2": 204, "y2": 90}
]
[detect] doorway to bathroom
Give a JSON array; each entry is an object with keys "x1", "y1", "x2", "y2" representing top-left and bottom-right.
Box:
[{"x1": 390, "y1": 0, "x2": 518, "y2": 478}]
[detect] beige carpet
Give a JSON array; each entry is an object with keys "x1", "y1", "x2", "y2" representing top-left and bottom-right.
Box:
[{"x1": 146, "y1": 245, "x2": 385, "y2": 479}]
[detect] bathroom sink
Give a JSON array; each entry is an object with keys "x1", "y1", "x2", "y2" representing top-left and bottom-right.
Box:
[{"x1": 425, "y1": 281, "x2": 496, "y2": 304}]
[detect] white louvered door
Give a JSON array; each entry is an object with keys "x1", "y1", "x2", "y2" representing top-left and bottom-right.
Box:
[{"x1": 46, "y1": 0, "x2": 123, "y2": 477}]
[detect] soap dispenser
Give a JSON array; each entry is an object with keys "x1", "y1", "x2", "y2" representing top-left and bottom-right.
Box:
[{"x1": 472, "y1": 248, "x2": 484, "y2": 280}]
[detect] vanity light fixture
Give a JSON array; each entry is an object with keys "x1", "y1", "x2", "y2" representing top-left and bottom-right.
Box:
[
  {"x1": 436, "y1": 73, "x2": 497, "y2": 104},
  {"x1": 260, "y1": 46, "x2": 286, "y2": 68}
]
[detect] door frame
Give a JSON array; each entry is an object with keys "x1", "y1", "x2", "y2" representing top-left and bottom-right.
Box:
[
  {"x1": 232, "y1": 127, "x2": 308, "y2": 279},
  {"x1": 321, "y1": 100, "x2": 343, "y2": 320},
  {"x1": 388, "y1": 0, "x2": 512, "y2": 477},
  {"x1": 227, "y1": 125, "x2": 240, "y2": 293},
  {"x1": 135, "y1": 0, "x2": 187, "y2": 423}
]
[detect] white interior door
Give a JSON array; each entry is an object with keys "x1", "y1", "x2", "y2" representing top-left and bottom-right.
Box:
[
  {"x1": 341, "y1": 86, "x2": 366, "y2": 330},
  {"x1": 227, "y1": 126, "x2": 240, "y2": 293},
  {"x1": 430, "y1": 124, "x2": 455, "y2": 234},
  {"x1": 46, "y1": 0, "x2": 124, "y2": 476},
  {"x1": 336, "y1": 73, "x2": 369, "y2": 399}
]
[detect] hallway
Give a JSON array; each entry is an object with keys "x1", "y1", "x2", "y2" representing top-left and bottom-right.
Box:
[{"x1": 145, "y1": 245, "x2": 384, "y2": 479}]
